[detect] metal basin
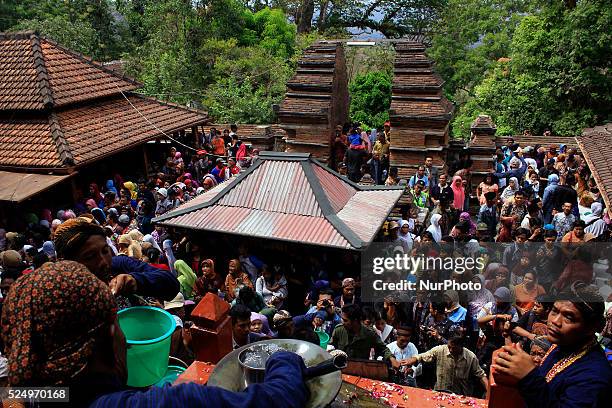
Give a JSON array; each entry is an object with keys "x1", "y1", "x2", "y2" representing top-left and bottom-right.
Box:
[{"x1": 208, "y1": 339, "x2": 343, "y2": 408}]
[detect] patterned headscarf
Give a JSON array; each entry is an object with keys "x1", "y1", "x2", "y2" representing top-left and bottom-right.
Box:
[
  {"x1": 1, "y1": 261, "x2": 117, "y2": 386},
  {"x1": 53, "y1": 218, "x2": 106, "y2": 261}
]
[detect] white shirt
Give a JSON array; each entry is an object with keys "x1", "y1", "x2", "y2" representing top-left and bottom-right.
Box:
[{"x1": 387, "y1": 341, "x2": 422, "y2": 378}]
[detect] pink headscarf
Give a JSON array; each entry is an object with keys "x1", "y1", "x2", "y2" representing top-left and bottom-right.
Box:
[{"x1": 451, "y1": 176, "x2": 465, "y2": 211}]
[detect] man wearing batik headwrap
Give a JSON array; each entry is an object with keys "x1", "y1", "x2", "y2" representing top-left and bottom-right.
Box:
[
  {"x1": 53, "y1": 217, "x2": 178, "y2": 302},
  {"x1": 334, "y1": 278, "x2": 360, "y2": 308},
  {"x1": 493, "y1": 282, "x2": 612, "y2": 407},
  {"x1": 1, "y1": 261, "x2": 309, "y2": 407}
]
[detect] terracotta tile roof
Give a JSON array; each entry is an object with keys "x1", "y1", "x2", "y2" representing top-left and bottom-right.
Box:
[
  {"x1": 0, "y1": 31, "x2": 209, "y2": 170},
  {"x1": 0, "y1": 36, "x2": 47, "y2": 110},
  {"x1": 0, "y1": 119, "x2": 63, "y2": 167},
  {"x1": 155, "y1": 152, "x2": 403, "y2": 249},
  {"x1": 58, "y1": 94, "x2": 209, "y2": 166},
  {"x1": 0, "y1": 31, "x2": 138, "y2": 110},
  {"x1": 576, "y1": 123, "x2": 612, "y2": 211},
  {"x1": 0, "y1": 94, "x2": 208, "y2": 169}
]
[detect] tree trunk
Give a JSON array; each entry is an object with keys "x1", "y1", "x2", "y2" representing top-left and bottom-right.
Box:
[
  {"x1": 317, "y1": 0, "x2": 330, "y2": 32},
  {"x1": 297, "y1": 0, "x2": 315, "y2": 33}
]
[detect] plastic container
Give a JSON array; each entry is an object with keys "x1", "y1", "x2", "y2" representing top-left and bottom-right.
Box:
[
  {"x1": 154, "y1": 365, "x2": 186, "y2": 387},
  {"x1": 118, "y1": 306, "x2": 177, "y2": 387},
  {"x1": 316, "y1": 330, "x2": 330, "y2": 349}
]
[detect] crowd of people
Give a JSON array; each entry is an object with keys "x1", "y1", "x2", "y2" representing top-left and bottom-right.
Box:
[{"x1": 0, "y1": 124, "x2": 611, "y2": 406}]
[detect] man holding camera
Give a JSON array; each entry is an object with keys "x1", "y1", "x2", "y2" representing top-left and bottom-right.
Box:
[{"x1": 306, "y1": 289, "x2": 342, "y2": 336}]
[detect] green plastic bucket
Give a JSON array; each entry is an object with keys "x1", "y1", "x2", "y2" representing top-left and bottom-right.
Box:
[
  {"x1": 316, "y1": 330, "x2": 330, "y2": 349},
  {"x1": 118, "y1": 306, "x2": 176, "y2": 387}
]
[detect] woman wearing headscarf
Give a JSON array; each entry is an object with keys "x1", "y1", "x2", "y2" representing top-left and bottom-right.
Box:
[
  {"x1": 584, "y1": 202, "x2": 607, "y2": 238},
  {"x1": 500, "y1": 177, "x2": 519, "y2": 203},
  {"x1": 451, "y1": 175, "x2": 465, "y2": 212},
  {"x1": 542, "y1": 173, "x2": 560, "y2": 224},
  {"x1": 1, "y1": 262, "x2": 309, "y2": 407},
  {"x1": 468, "y1": 274, "x2": 495, "y2": 321},
  {"x1": 225, "y1": 259, "x2": 253, "y2": 302},
  {"x1": 397, "y1": 219, "x2": 415, "y2": 253},
  {"x1": 450, "y1": 212, "x2": 476, "y2": 237},
  {"x1": 105, "y1": 179, "x2": 118, "y2": 195},
  {"x1": 123, "y1": 181, "x2": 138, "y2": 200},
  {"x1": 193, "y1": 259, "x2": 225, "y2": 303},
  {"x1": 426, "y1": 213, "x2": 442, "y2": 243},
  {"x1": 444, "y1": 290, "x2": 467, "y2": 323},
  {"x1": 250, "y1": 312, "x2": 275, "y2": 337},
  {"x1": 175, "y1": 260, "x2": 198, "y2": 300},
  {"x1": 142, "y1": 234, "x2": 162, "y2": 253}
]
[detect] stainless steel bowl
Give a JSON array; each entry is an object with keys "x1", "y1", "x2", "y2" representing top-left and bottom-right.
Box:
[
  {"x1": 237, "y1": 343, "x2": 284, "y2": 386},
  {"x1": 208, "y1": 339, "x2": 343, "y2": 408}
]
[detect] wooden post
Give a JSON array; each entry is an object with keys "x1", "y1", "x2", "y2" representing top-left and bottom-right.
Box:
[
  {"x1": 70, "y1": 177, "x2": 79, "y2": 203},
  {"x1": 142, "y1": 145, "x2": 150, "y2": 179},
  {"x1": 192, "y1": 126, "x2": 198, "y2": 148}
]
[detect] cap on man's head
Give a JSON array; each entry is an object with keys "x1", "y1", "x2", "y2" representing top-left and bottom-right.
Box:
[
  {"x1": 476, "y1": 223, "x2": 489, "y2": 232},
  {"x1": 416, "y1": 180, "x2": 425, "y2": 187},
  {"x1": 118, "y1": 214, "x2": 130, "y2": 225},
  {"x1": 388, "y1": 221, "x2": 400, "y2": 230}
]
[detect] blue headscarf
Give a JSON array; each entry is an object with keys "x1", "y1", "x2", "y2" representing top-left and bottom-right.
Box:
[
  {"x1": 105, "y1": 180, "x2": 117, "y2": 194},
  {"x1": 547, "y1": 174, "x2": 559, "y2": 185}
]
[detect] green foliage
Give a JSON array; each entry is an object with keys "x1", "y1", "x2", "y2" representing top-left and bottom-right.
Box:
[
  {"x1": 429, "y1": 0, "x2": 537, "y2": 102},
  {"x1": 205, "y1": 77, "x2": 279, "y2": 123},
  {"x1": 450, "y1": 0, "x2": 612, "y2": 138},
  {"x1": 120, "y1": 1, "x2": 301, "y2": 123},
  {"x1": 349, "y1": 71, "x2": 392, "y2": 130},
  {"x1": 11, "y1": 16, "x2": 98, "y2": 56},
  {"x1": 7, "y1": 0, "x2": 130, "y2": 60},
  {"x1": 240, "y1": 7, "x2": 296, "y2": 59}
]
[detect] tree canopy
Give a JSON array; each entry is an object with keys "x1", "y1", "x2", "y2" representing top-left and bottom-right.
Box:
[
  {"x1": 2, "y1": 0, "x2": 609, "y2": 132},
  {"x1": 442, "y1": 0, "x2": 611, "y2": 137}
]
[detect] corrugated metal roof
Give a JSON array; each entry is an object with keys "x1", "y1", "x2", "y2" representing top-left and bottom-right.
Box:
[
  {"x1": 220, "y1": 160, "x2": 322, "y2": 216},
  {"x1": 312, "y1": 164, "x2": 356, "y2": 212},
  {"x1": 161, "y1": 205, "x2": 351, "y2": 249},
  {"x1": 163, "y1": 178, "x2": 237, "y2": 216},
  {"x1": 337, "y1": 190, "x2": 404, "y2": 243},
  {"x1": 155, "y1": 152, "x2": 402, "y2": 249}
]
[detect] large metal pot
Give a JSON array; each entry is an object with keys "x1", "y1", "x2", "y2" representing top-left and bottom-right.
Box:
[{"x1": 209, "y1": 339, "x2": 344, "y2": 408}]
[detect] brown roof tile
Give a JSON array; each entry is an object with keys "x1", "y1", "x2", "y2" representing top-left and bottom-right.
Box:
[
  {"x1": 0, "y1": 31, "x2": 138, "y2": 110},
  {"x1": 0, "y1": 94, "x2": 208, "y2": 169},
  {"x1": 57, "y1": 95, "x2": 208, "y2": 166},
  {"x1": 576, "y1": 124, "x2": 612, "y2": 210},
  {"x1": 0, "y1": 120, "x2": 63, "y2": 168}
]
